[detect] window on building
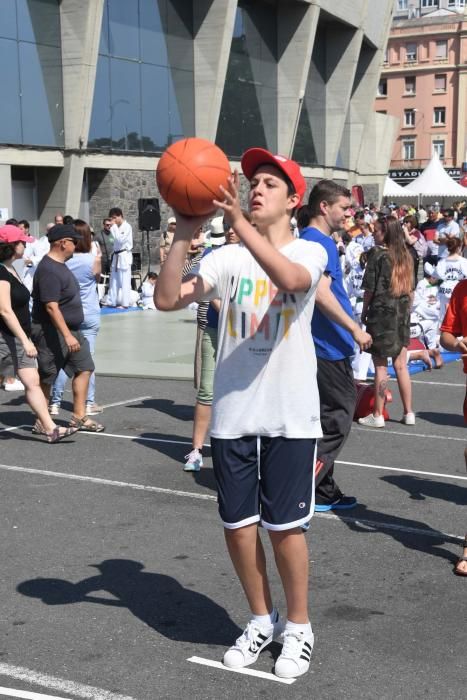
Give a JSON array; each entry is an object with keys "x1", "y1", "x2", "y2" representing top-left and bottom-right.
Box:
[
  {"x1": 377, "y1": 79, "x2": 387, "y2": 96},
  {"x1": 217, "y1": 2, "x2": 278, "y2": 157},
  {"x1": 0, "y1": 0, "x2": 64, "y2": 147},
  {"x1": 405, "y1": 76, "x2": 416, "y2": 94},
  {"x1": 436, "y1": 40, "x2": 447, "y2": 59},
  {"x1": 421, "y1": 0, "x2": 438, "y2": 7},
  {"x1": 405, "y1": 43, "x2": 417, "y2": 62},
  {"x1": 88, "y1": 0, "x2": 195, "y2": 153},
  {"x1": 434, "y1": 107, "x2": 446, "y2": 125},
  {"x1": 433, "y1": 140, "x2": 445, "y2": 159},
  {"x1": 383, "y1": 47, "x2": 388, "y2": 64},
  {"x1": 404, "y1": 109, "x2": 416, "y2": 127},
  {"x1": 398, "y1": 0, "x2": 408, "y2": 8},
  {"x1": 403, "y1": 140, "x2": 415, "y2": 160},
  {"x1": 448, "y1": 1, "x2": 465, "y2": 7},
  {"x1": 434, "y1": 74, "x2": 447, "y2": 92}
]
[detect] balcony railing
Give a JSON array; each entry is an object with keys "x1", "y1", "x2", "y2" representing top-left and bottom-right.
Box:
[{"x1": 391, "y1": 157, "x2": 455, "y2": 168}]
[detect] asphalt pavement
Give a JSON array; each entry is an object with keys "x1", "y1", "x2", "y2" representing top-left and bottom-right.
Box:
[{"x1": 1, "y1": 364, "x2": 466, "y2": 700}]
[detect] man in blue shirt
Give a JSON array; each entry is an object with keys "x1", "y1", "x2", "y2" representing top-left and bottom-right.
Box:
[{"x1": 301, "y1": 180, "x2": 371, "y2": 511}]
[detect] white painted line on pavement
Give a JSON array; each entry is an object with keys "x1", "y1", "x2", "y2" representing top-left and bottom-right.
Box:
[
  {"x1": 0, "y1": 686, "x2": 72, "y2": 700},
  {"x1": 100, "y1": 395, "x2": 151, "y2": 410},
  {"x1": 5, "y1": 424, "x2": 464, "y2": 448},
  {"x1": 0, "y1": 663, "x2": 136, "y2": 700},
  {"x1": 86, "y1": 431, "x2": 192, "y2": 447},
  {"x1": 0, "y1": 425, "x2": 22, "y2": 433},
  {"x1": 86, "y1": 426, "x2": 466, "y2": 448},
  {"x1": 0, "y1": 463, "x2": 217, "y2": 501},
  {"x1": 336, "y1": 459, "x2": 467, "y2": 481},
  {"x1": 354, "y1": 426, "x2": 466, "y2": 442},
  {"x1": 400, "y1": 379, "x2": 465, "y2": 387},
  {"x1": 187, "y1": 656, "x2": 295, "y2": 685},
  {"x1": 0, "y1": 464, "x2": 463, "y2": 541}
]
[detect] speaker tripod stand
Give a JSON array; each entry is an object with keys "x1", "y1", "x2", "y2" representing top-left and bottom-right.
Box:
[{"x1": 140, "y1": 228, "x2": 154, "y2": 284}]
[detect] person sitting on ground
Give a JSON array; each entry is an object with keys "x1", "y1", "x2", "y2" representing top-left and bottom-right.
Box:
[
  {"x1": 31, "y1": 224, "x2": 104, "y2": 433},
  {"x1": 139, "y1": 272, "x2": 158, "y2": 310},
  {"x1": 0, "y1": 225, "x2": 78, "y2": 442}
]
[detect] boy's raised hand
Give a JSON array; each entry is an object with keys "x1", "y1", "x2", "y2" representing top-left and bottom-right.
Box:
[{"x1": 213, "y1": 171, "x2": 243, "y2": 228}]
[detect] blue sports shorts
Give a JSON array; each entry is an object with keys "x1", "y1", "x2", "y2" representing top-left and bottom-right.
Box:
[{"x1": 210, "y1": 435, "x2": 317, "y2": 531}]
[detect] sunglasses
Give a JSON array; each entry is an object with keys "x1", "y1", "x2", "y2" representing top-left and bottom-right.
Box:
[{"x1": 63, "y1": 238, "x2": 77, "y2": 245}]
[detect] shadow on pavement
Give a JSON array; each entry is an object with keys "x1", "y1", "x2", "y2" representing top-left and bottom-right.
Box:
[
  {"x1": 382, "y1": 474, "x2": 467, "y2": 506},
  {"x1": 337, "y1": 504, "x2": 460, "y2": 565},
  {"x1": 415, "y1": 411, "x2": 465, "y2": 428},
  {"x1": 131, "y1": 398, "x2": 194, "y2": 422},
  {"x1": 192, "y1": 467, "x2": 217, "y2": 492},
  {"x1": 17, "y1": 558, "x2": 240, "y2": 645}
]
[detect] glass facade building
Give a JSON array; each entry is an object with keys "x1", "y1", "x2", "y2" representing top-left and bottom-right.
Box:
[
  {"x1": 216, "y1": 2, "x2": 277, "y2": 158},
  {"x1": 0, "y1": 0, "x2": 395, "y2": 234},
  {"x1": 88, "y1": 0, "x2": 194, "y2": 153},
  {"x1": 0, "y1": 0, "x2": 64, "y2": 147}
]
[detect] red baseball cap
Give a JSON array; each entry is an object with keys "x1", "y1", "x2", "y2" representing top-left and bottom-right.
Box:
[
  {"x1": 0, "y1": 224, "x2": 34, "y2": 244},
  {"x1": 241, "y1": 148, "x2": 306, "y2": 206}
]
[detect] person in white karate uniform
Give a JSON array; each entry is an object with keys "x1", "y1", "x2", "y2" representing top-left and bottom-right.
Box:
[
  {"x1": 22, "y1": 227, "x2": 51, "y2": 293},
  {"x1": 107, "y1": 207, "x2": 133, "y2": 308}
]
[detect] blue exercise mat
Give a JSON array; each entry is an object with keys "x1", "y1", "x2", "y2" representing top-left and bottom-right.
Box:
[
  {"x1": 100, "y1": 306, "x2": 143, "y2": 315},
  {"x1": 368, "y1": 350, "x2": 461, "y2": 378}
]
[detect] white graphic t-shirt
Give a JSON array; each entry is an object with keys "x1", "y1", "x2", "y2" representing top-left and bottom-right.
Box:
[{"x1": 194, "y1": 239, "x2": 328, "y2": 439}]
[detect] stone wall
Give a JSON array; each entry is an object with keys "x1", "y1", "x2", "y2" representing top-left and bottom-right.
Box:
[{"x1": 87, "y1": 167, "x2": 381, "y2": 269}]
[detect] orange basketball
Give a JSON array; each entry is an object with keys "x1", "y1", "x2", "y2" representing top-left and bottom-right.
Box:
[{"x1": 156, "y1": 138, "x2": 231, "y2": 216}]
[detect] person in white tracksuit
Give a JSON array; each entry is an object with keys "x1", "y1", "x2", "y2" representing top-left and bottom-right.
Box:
[
  {"x1": 107, "y1": 207, "x2": 133, "y2": 308},
  {"x1": 433, "y1": 237, "x2": 467, "y2": 324},
  {"x1": 345, "y1": 254, "x2": 374, "y2": 381}
]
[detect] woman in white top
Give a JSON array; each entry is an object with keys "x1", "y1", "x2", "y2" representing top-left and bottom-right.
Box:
[{"x1": 434, "y1": 237, "x2": 467, "y2": 323}]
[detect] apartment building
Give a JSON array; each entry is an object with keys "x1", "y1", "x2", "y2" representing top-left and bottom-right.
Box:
[{"x1": 376, "y1": 0, "x2": 467, "y2": 183}]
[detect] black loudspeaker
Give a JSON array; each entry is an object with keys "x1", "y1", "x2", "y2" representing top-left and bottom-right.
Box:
[{"x1": 138, "y1": 197, "x2": 161, "y2": 231}]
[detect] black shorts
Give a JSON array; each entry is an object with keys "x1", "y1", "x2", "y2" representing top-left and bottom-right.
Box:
[
  {"x1": 210, "y1": 436, "x2": 317, "y2": 531},
  {"x1": 31, "y1": 323, "x2": 94, "y2": 385}
]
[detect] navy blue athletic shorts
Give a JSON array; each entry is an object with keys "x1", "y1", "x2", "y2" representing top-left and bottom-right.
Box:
[{"x1": 210, "y1": 436, "x2": 317, "y2": 531}]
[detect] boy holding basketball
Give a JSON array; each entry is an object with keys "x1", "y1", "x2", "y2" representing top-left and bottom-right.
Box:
[{"x1": 156, "y1": 149, "x2": 326, "y2": 678}]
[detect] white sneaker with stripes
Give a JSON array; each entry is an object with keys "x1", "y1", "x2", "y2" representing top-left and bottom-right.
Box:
[
  {"x1": 223, "y1": 612, "x2": 284, "y2": 669},
  {"x1": 274, "y1": 629, "x2": 314, "y2": 678}
]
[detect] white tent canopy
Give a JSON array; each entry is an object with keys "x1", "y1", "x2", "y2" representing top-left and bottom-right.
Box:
[
  {"x1": 383, "y1": 177, "x2": 413, "y2": 198},
  {"x1": 403, "y1": 151, "x2": 467, "y2": 197}
]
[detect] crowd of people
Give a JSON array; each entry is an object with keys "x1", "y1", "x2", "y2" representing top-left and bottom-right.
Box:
[{"x1": 1, "y1": 155, "x2": 466, "y2": 679}]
